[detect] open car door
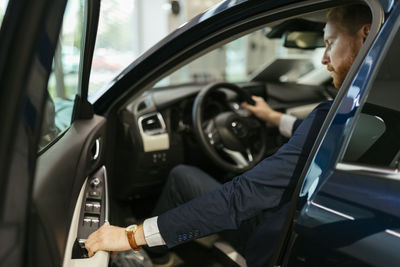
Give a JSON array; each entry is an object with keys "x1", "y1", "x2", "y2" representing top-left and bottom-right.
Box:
[
  {"x1": 0, "y1": 0, "x2": 109, "y2": 266},
  {"x1": 29, "y1": 0, "x2": 111, "y2": 266},
  {"x1": 0, "y1": 0, "x2": 70, "y2": 266}
]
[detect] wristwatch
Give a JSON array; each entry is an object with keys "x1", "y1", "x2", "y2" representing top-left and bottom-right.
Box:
[{"x1": 125, "y1": 224, "x2": 142, "y2": 251}]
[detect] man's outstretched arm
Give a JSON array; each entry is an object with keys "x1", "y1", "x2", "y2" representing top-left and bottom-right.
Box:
[{"x1": 85, "y1": 101, "x2": 331, "y2": 255}]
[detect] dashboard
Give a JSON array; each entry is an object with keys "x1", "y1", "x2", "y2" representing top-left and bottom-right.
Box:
[{"x1": 111, "y1": 81, "x2": 331, "y2": 200}]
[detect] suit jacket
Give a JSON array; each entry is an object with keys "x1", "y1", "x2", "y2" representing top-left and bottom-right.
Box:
[
  {"x1": 158, "y1": 101, "x2": 332, "y2": 260},
  {"x1": 293, "y1": 118, "x2": 303, "y2": 134}
]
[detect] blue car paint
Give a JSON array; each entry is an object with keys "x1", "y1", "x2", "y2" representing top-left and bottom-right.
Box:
[
  {"x1": 292, "y1": 1, "x2": 400, "y2": 265},
  {"x1": 379, "y1": 0, "x2": 396, "y2": 12}
]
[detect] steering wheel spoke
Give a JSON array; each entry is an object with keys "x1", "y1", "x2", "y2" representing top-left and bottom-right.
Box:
[
  {"x1": 221, "y1": 148, "x2": 254, "y2": 168},
  {"x1": 203, "y1": 119, "x2": 222, "y2": 147}
]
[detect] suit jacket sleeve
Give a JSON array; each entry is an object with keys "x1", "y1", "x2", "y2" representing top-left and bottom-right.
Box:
[
  {"x1": 292, "y1": 118, "x2": 303, "y2": 134},
  {"x1": 158, "y1": 101, "x2": 332, "y2": 247}
]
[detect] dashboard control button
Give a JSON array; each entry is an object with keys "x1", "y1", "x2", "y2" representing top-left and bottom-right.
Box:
[
  {"x1": 89, "y1": 190, "x2": 101, "y2": 199},
  {"x1": 85, "y1": 203, "x2": 93, "y2": 212},
  {"x1": 83, "y1": 218, "x2": 91, "y2": 227},
  {"x1": 92, "y1": 202, "x2": 101, "y2": 213},
  {"x1": 91, "y1": 218, "x2": 100, "y2": 228},
  {"x1": 90, "y1": 177, "x2": 101, "y2": 188}
]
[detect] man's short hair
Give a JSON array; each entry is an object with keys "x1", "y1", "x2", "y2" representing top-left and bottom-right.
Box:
[{"x1": 327, "y1": 4, "x2": 372, "y2": 34}]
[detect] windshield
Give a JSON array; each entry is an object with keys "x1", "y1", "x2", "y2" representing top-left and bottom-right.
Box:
[{"x1": 155, "y1": 27, "x2": 328, "y2": 87}]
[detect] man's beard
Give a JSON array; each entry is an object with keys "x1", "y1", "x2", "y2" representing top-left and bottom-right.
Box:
[{"x1": 328, "y1": 53, "x2": 357, "y2": 89}]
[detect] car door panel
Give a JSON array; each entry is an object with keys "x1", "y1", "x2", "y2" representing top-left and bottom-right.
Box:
[
  {"x1": 30, "y1": 115, "x2": 109, "y2": 267},
  {"x1": 0, "y1": 0, "x2": 68, "y2": 265}
]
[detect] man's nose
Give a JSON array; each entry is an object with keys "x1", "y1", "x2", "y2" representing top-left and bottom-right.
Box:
[{"x1": 321, "y1": 49, "x2": 330, "y2": 65}]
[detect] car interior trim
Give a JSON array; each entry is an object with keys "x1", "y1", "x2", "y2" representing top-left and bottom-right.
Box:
[
  {"x1": 213, "y1": 240, "x2": 247, "y2": 267},
  {"x1": 62, "y1": 175, "x2": 109, "y2": 267},
  {"x1": 102, "y1": 166, "x2": 110, "y2": 223},
  {"x1": 92, "y1": 139, "x2": 100, "y2": 161},
  {"x1": 222, "y1": 147, "x2": 251, "y2": 168},
  {"x1": 138, "y1": 112, "x2": 170, "y2": 152}
]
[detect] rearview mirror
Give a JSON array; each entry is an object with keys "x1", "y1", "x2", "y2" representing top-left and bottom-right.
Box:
[{"x1": 283, "y1": 31, "x2": 325, "y2": 49}]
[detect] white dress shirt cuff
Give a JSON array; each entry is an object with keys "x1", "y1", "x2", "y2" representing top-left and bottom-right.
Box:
[
  {"x1": 279, "y1": 114, "x2": 297, "y2": 138},
  {"x1": 143, "y1": 216, "x2": 166, "y2": 247}
]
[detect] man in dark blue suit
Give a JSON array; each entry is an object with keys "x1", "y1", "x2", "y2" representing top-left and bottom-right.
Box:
[{"x1": 86, "y1": 4, "x2": 372, "y2": 266}]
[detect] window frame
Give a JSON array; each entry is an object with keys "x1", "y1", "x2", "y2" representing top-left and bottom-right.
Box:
[
  {"x1": 39, "y1": 0, "x2": 100, "y2": 153},
  {"x1": 336, "y1": 8, "x2": 400, "y2": 176}
]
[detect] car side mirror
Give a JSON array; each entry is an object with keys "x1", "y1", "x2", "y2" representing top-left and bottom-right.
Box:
[{"x1": 283, "y1": 31, "x2": 325, "y2": 49}]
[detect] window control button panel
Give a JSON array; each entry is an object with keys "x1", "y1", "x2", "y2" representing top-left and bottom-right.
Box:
[{"x1": 72, "y1": 167, "x2": 108, "y2": 259}]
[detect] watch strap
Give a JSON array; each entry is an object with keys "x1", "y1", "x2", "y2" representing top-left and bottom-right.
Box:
[{"x1": 126, "y1": 225, "x2": 142, "y2": 251}]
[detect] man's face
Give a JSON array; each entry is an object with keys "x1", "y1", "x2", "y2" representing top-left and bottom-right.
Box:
[{"x1": 321, "y1": 20, "x2": 366, "y2": 88}]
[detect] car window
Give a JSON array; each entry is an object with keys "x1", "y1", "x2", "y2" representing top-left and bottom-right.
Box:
[
  {"x1": 154, "y1": 27, "x2": 327, "y2": 87},
  {"x1": 0, "y1": 0, "x2": 8, "y2": 26},
  {"x1": 88, "y1": 0, "x2": 136, "y2": 99},
  {"x1": 88, "y1": 0, "x2": 229, "y2": 102},
  {"x1": 342, "y1": 27, "x2": 400, "y2": 170},
  {"x1": 39, "y1": 0, "x2": 84, "y2": 150}
]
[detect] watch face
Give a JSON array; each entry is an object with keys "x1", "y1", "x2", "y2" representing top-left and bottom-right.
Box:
[{"x1": 126, "y1": 224, "x2": 137, "y2": 232}]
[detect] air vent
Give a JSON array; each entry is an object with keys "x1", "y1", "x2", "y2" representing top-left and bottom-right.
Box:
[
  {"x1": 138, "y1": 112, "x2": 169, "y2": 152},
  {"x1": 139, "y1": 113, "x2": 167, "y2": 135},
  {"x1": 142, "y1": 115, "x2": 161, "y2": 131}
]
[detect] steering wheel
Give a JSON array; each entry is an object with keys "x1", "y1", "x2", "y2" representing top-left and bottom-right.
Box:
[{"x1": 192, "y1": 82, "x2": 267, "y2": 173}]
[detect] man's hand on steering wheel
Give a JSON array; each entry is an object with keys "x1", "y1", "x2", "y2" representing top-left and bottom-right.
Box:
[
  {"x1": 193, "y1": 82, "x2": 267, "y2": 173},
  {"x1": 241, "y1": 96, "x2": 283, "y2": 128}
]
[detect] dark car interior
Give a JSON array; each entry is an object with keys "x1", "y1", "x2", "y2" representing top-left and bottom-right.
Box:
[{"x1": 112, "y1": 81, "x2": 332, "y2": 200}]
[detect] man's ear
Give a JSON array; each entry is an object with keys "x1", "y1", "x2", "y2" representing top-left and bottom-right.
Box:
[{"x1": 361, "y1": 24, "x2": 371, "y2": 42}]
